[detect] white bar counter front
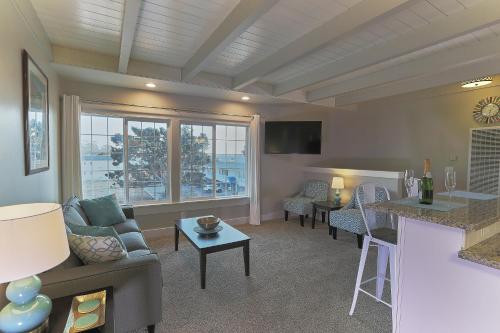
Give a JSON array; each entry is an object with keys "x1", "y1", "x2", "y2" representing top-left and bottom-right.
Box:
[{"x1": 369, "y1": 195, "x2": 500, "y2": 333}]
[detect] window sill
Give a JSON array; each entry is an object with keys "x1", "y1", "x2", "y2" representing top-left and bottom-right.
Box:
[{"x1": 132, "y1": 196, "x2": 250, "y2": 215}]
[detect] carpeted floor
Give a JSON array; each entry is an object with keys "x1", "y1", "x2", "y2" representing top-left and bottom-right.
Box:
[{"x1": 141, "y1": 218, "x2": 391, "y2": 333}]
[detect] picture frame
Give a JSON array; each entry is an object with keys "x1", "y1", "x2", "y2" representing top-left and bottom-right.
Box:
[{"x1": 23, "y1": 49, "x2": 49, "y2": 175}]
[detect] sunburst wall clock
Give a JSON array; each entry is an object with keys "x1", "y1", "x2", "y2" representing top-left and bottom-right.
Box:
[{"x1": 473, "y1": 96, "x2": 500, "y2": 124}]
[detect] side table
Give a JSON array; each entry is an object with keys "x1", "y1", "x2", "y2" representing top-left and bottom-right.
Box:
[
  {"x1": 48, "y1": 288, "x2": 114, "y2": 333},
  {"x1": 312, "y1": 201, "x2": 343, "y2": 230}
]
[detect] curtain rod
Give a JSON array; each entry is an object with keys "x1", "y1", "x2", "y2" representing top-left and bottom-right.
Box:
[{"x1": 80, "y1": 98, "x2": 256, "y2": 119}]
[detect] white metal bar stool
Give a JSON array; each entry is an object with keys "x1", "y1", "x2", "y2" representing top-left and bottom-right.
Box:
[{"x1": 349, "y1": 183, "x2": 398, "y2": 333}]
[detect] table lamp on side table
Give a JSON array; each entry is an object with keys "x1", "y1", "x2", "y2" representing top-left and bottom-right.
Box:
[
  {"x1": 331, "y1": 177, "x2": 345, "y2": 205},
  {"x1": 0, "y1": 203, "x2": 69, "y2": 333}
]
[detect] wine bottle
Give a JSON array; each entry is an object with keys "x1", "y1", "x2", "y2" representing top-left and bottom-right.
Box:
[{"x1": 420, "y1": 159, "x2": 434, "y2": 204}]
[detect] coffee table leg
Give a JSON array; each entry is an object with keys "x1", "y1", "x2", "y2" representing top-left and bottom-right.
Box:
[
  {"x1": 243, "y1": 241, "x2": 250, "y2": 276},
  {"x1": 200, "y1": 252, "x2": 207, "y2": 289},
  {"x1": 174, "y1": 225, "x2": 179, "y2": 251}
]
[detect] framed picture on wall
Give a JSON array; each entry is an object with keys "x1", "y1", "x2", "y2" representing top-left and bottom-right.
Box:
[{"x1": 23, "y1": 49, "x2": 49, "y2": 175}]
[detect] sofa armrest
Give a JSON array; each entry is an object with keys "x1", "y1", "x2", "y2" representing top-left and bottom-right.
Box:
[
  {"x1": 122, "y1": 205, "x2": 135, "y2": 219},
  {"x1": 40, "y1": 253, "x2": 159, "y2": 289}
]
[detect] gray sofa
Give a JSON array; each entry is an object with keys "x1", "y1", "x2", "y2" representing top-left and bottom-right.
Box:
[{"x1": 39, "y1": 196, "x2": 162, "y2": 333}]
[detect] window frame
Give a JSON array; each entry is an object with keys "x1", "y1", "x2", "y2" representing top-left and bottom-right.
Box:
[
  {"x1": 179, "y1": 120, "x2": 249, "y2": 202},
  {"x1": 80, "y1": 108, "x2": 251, "y2": 206}
]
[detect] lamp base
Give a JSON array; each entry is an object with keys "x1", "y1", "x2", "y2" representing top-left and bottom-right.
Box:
[
  {"x1": 29, "y1": 318, "x2": 49, "y2": 333},
  {"x1": 0, "y1": 275, "x2": 52, "y2": 333},
  {"x1": 334, "y1": 190, "x2": 341, "y2": 205}
]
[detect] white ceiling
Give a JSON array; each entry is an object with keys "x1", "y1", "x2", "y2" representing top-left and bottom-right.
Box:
[{"x1": 29, "y1": 0, "x2": 500, "y2": 106}]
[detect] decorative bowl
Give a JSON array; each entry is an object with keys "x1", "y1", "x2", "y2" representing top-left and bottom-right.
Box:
[{"x1": 196, "y1": 216, "x2": 221, "y2": 230}]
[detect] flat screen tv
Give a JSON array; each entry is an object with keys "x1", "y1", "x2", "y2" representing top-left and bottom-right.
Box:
[{"x1": 265, "y1": 121, "x2": 321, "y2": 154}]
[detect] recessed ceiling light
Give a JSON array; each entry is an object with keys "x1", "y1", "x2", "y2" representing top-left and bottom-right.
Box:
[
  {"x1": 241, "y1": 96, "x2": 250, "y2": 101},
  {"x1": 145, "y1": 82, "x2": 156, "y2": 88},
  {"x1": 461, "y1": 77, "x2": 493, "y2": 88}
]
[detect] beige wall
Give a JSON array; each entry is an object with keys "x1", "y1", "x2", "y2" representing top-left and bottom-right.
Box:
[
  {"x1": 59, "y1": 79, "x2": 334, "y2": 227},
  {"x1": 58, "y1": 65, "x2": 500, "y2": 227},
  {"x1": 0, "y1": 1, "x2": 60, "y2": 206},
  {"x1": 326, "y1": 84, "x2": 500, "y2": 193}
]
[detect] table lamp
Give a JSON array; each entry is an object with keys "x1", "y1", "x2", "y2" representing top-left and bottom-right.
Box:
[
  {"x1": 331, "y1": 177, "x2": 344, "y2": 205},
  {"x1": 0, "y1": 203, "x2": 69, "y2": 333}
]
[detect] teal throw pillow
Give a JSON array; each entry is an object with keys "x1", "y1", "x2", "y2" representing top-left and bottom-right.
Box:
[
  {"x1": 80, "y1": 194, "x2": 127, "y2": 227},
  {"x1": 64, "y1": 206, "x2": 88, "y2": 226},
  {"x1": 68, "y1": 224, "x2": 127, "y2": 251}
]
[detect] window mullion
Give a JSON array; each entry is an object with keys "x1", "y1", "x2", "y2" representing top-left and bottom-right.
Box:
[
  {"x1": 212, "y1": 124, "x2": 216, "y2": 199},
  {"x1": 124, "y1": 118, "x2": 130, "y2": 204}
]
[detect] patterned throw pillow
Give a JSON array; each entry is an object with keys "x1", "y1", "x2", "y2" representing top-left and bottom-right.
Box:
[{"x1": 68, "y1": 234, "x2": 127, "y2": 265}]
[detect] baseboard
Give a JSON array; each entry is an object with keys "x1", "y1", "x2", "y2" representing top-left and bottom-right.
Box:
[
  {"x1": 142, "y1": 211, "x2": 283, "y2": 238},
  {"x1": 261, "y1": 211, "x2": 283, "y2": 221}
]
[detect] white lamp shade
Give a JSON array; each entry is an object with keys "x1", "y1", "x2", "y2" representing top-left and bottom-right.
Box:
[
  {"x1": 0, "y1": 203, "x2": 69, "y2": 283},
  {"x1": 331, "y1": 177, "x2": 345, "y2": 189}
]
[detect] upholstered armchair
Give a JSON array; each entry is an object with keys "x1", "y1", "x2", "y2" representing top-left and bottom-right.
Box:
[
  {"x1": 329, "y1": 184, "x2": 390, "y2": 248},
  {"x1": 284, "y1": 180, "x2": 329, "y2": 227}
]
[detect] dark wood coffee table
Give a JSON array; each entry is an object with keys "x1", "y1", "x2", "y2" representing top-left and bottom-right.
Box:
[
  {"x1": 312, "y1": 201, "x2": 343, "y2": 230},
  {"x1": 175, "y1": 218, "x2": 251, "y2": 289}
]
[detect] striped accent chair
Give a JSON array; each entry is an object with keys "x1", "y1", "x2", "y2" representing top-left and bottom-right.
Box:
[
  {"x1": 329, "y1": 185, "x2": 390, "y2": 248},
  {"x1": 283, "y1": 180, "x2": 329, "y2": 227}
]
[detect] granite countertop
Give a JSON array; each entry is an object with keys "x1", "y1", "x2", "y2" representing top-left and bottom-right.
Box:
[
  {"x1": 367, "y1": 196, "x2": 500, "y2": 232},
  {"x1": 459, "y1": 233, "x2": 500, "y2": 270}
]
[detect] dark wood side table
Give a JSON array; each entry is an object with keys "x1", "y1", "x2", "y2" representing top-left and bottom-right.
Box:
[
  {"x1": 312, "y1": 201, "x2": 343, "y2": 230},
  {"x1": 49, "y1": 288, "x2": 114, "y2": 333},
  {"x1": 175, "y1": 217, "x2": 251, "y2": 289}
]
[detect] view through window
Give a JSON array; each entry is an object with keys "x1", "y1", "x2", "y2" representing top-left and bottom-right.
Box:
[
  {"x1": 81, "y1": 114, "x2": 169, "y2": 203},
  {"x1": 81, "y1": 114, "x2": 248, "y2": 204},
  {"x1": 181, "y1": 123, "x2": 248, "y2": 200}
]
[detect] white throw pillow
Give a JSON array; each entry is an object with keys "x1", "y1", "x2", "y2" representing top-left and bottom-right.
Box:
[{"x1": 68, "y1": 233, "x2": 127, "y2": 265}]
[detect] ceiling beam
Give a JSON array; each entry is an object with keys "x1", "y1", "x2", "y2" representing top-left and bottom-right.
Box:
[
  {"x1": 307, "y1": 35, "x2": 500, "y2": 101},
  {"x1": 274, "y1": 0, "x2": 500, "y2": 96},
  {"x1": 118, "y1": 0, "x2": 142, "y2": 73},
  {"x1": 51, "y1": 45, "x2": 308, "y2": 104},
  {"x1": 334, "y1": 55, "x2": 500, "y2": 107},
  {"x1": 181, "y1": 0, "x2": 279, "y2": 82},
  {"x1": 232, "y1": 0, "x2": 411, "y2": 90}
]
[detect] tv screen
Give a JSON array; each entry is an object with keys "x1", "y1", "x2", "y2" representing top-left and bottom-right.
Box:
[{"x1": 265, "y1": 121, "x2": 322, "y2": 154}]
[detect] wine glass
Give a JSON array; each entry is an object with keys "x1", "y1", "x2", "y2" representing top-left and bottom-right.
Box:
[
  {"x1": 445, "y1": 168, "x2": 457, "y2": 202},
  {"x1": 404, "y1": 169, "x2": 415, "y2": 198}
]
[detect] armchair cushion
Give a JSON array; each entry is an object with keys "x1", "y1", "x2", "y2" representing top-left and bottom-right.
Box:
[
  {"x1": 304, "y1": 180, "x2": 329, "y2": 200},
  {"x1": 283, "y1": 197, "x2": 314, "y2": 215},
  {"x1": 329, "y1": 209, "x2": 366, "y2": 235}
]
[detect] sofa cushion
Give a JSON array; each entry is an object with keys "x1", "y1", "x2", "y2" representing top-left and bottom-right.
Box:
[
  {"x1": 69, "y1": 224, "x2": 127, "y2": 250},
  {"x1": 80, "y1": 194, "x2": 127, "y2": 227},
  {"x1": 68, "y1": 233, "x2": 127, "y2": 265},
  {"x1": 63, "y1": 196, "x2": 90, "y2": 224},
  {"x1": 63, "y1": 206, "x2": 88, "y2": 226},
  {"x1": 119, "y1": 232, "x2": 149, "y2": 252},
  {"x1": 113, "y1": 219, "x2": 141, "y2": 235}
]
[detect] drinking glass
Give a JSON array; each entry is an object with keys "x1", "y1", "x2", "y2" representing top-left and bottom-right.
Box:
[
  {"x1": 404, "y1": 169, "x2": 415, "y2": 198},
  {"x1": 445, "y1": 168, "x2": 456, "y2": 202}
]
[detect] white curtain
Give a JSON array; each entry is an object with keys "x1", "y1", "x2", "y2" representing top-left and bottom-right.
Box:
[
  {"x1": 62, "y1": 95, "x2": 82, "y2": 199},
  {"x1": 248, "y1": 114, "x2": 261, "y2": 225}
]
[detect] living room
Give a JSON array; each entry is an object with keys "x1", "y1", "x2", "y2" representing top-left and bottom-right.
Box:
[{"x1": 1, "y1": 0, "x2": 499, "y2": 332}]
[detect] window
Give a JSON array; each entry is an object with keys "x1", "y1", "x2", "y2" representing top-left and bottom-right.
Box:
[
  {"x1": 215, "y1": 125, "x2": 247, "y2": 197},
  {"x1": 81, "y1": 114, "x2": 125, "y2": 202},
  {"x1": 81, "y1": 112, "x2": 249, "y2": 205},
  {"x1": 127, "y1": 120, "x2": 169, "y2": 202},
  {"x1": 181, "y1": 122, "x2": 247, "y2": 200},
  {"x1": 81, "y1": 114, "x2": 169, "y2": 204}
]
